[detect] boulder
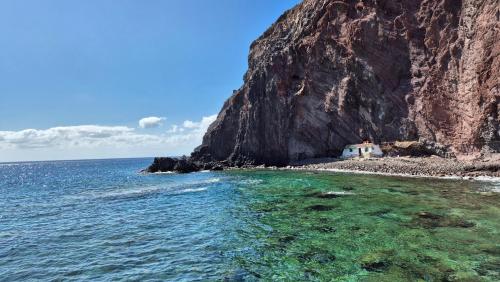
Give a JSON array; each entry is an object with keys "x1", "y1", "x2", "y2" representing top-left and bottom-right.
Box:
[
  {"x1": 145, "y1": 157, "x2": 200, "y2": 173},
  {"x1": 173, "y1": 159, "x2": 200, "y2": 173},
  {"x1": 382, "y1": 139, "x2": 455, "y2": 158},
  {"x1": 146, "y1": 157, "x2": 177, "y2": 173}
]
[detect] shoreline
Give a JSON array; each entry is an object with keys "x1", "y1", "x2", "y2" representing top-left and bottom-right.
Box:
[
  {"x1": 146, "y1": 155, "x2": 500, "y2": 183},
  {"x1": 282, "y1": 156, "x2": 500, "y2": 182},
  {"x1": 282, "y1": 166, "x2": 500, "y2": 183}
]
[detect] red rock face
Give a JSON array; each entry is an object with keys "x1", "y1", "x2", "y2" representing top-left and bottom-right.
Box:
[{"x1": 192, "y1": 0, "x2": 499, "y2": 166}]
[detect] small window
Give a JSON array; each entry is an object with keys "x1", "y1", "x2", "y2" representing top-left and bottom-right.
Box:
[
  {"x1": 365, "y1": 147, "x2": 369, "y2": 152},
  {"x1": 349, "y1": 148, "x2": 353, "y2": 153}
]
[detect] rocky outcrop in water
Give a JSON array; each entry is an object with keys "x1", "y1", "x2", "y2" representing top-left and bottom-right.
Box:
[
  {"x1": 145, "y1": 157, "x2": 224, "y2": 173},
  {"x1": 189, "y1": 0, "x2": 499, "y2": 167},
  {"x1": 145, "y1": 157, "x2": 199, "y2": 173}
]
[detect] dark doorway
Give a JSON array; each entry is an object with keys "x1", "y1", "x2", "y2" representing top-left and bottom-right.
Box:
[{"x1": 358, "y1": 148, "x2": 362, "y2": 156}]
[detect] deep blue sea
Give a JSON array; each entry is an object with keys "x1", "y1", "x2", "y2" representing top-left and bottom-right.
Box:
[
  {"x1": 0, "y1": 158, "x2": 244, "y2": 281},
  {"x1": 1, "y1": 158, "x2": 499, "y2": 281}
]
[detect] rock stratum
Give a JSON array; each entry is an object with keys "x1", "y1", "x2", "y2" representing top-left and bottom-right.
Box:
[{"x1": 153, "y1": 0, "x2": 499, "y2": 172}]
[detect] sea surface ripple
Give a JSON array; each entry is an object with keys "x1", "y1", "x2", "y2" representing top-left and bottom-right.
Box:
[{"x1": 0, "y1": 158, "x2": 499, "y2": 281}]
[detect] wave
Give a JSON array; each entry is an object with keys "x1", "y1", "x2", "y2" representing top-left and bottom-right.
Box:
[
  {"x1": 0, "y1": 163, "x2": 21, "y2": 167},
  {"x1": 473, "y1": 176, "x2": 500, "y2": 183},
  {"x1": 474, "y1": 177, "x2": 500, "y2": 193},
  {"x1": 68, "y1": 177, "x2": 221, "y2": 201},
  {"x1": 239, "y1": 179, "x2": 264, "y2": 185},
  {"x1": 96, "y1": 186, "x2": 163, "y2": 199},
  {"x1": 204, "y1": 178, "x2": 220, "y2": 183},
  {"x1": 322, "y1": 191, "x2": 356, "y2": 196},
  {"x1": 172, "y1": 187, "x2": 208, "y2": 194}
]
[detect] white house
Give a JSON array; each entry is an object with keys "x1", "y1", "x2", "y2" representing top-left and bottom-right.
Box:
[{"x1": 341, "y1": 142, "x2": 383, "y2": 158}]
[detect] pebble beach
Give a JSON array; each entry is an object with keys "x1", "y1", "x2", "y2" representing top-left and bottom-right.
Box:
[{"x1": 289, "y1": 156, "x2": 500, "y2": 180}]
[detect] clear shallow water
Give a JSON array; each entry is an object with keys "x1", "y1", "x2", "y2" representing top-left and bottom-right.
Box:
[{"x1": 0, "y1": 159, "x2": 499, "y2": 281}]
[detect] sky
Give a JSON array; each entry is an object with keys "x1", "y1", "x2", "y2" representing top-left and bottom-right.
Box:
[{"x1": 0, "y1": 0, "x2": 300, "y2": 162}]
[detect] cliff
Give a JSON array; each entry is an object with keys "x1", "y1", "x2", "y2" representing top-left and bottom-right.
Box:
[{"x1": 191, "y1": 0, "x2": 499, "y2": 167}]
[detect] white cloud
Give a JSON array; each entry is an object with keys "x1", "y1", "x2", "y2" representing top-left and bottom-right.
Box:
[
  {"x1": 138, "y1": 116, "x2": 166, "y2": 129},
  {"x1": 0, "y1": 115, "x2": 217, "y2": 162},
  {"x1": 183, "y1": 120, "x2": 198, "y2": 129},
  {"x1": 167, "y1": 125, "x2": 185, "y2": 133},
  {"x1": 182, "y1": 115, "x2": 217, "y2": 131},
  {"x1": 0, "y1": 126, "x2": 135, "y2": 149}
]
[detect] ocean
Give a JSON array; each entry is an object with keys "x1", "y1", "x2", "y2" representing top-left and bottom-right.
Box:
[{"x1": 0, "y1": 158, "x2": 499, "y2": 281}]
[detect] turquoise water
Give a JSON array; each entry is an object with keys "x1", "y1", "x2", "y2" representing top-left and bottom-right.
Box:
[{"x1": 0, "y1": 159, "x2": 499, "y2": 281}]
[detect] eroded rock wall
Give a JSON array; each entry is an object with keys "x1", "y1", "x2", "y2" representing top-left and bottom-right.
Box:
[{"x1": 192, "y1": 0, "x2": 499, "y2": 166}]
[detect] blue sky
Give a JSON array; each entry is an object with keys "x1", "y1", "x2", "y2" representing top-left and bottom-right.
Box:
[{"x1": 0, "y1": 0, "x2": 300, "y2": 161}]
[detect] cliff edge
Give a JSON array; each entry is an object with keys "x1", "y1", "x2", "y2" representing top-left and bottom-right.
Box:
[{"x1": 188, "y1": 0, "x2": 499, "y2": 168}]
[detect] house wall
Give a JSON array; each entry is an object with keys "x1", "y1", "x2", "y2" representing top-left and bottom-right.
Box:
[
  {"x1": 371, "y1": 145, "x2": 383, "y2": 157},
  {"x1": 341, "y1": 144, "x2": 383, "y2": 158},
  {"x1": 342, "y1": 147, "x2": 359, "y2": 158}
]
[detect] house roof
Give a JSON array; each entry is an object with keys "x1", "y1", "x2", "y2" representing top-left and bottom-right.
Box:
[{"x1": 344, "y1": 143, "x2": 377, "y2": 149}]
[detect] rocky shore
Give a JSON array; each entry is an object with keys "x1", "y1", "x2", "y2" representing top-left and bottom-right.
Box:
[
  {"x1": 144, "y1": 156, "x2": 224, "y2": 174},
  {"x1": 288, "y1": 156, "x2": 500, "y2": 179},
  {"x1": 145, "y1": 154, "x2": 500, "y2": 180}
]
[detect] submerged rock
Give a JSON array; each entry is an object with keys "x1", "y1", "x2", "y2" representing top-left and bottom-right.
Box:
[
  {"x1": 298, "y1": 249, "x2": 336, "y2": 264},
  {"x1": 341, "y1": 186, "x2": 355, "y2": 191},
  {"x1": 308, "y1": 191, "x2": 355, "y2": 199},
  {"x1": 306, "y1": 204, "x2": 336, "y2": 212},
  {"x1": 223, "y1": 268, "x2": 260, "y2": 282},
  {"x1": 414, "y1": 212, "x2": 475, "y2": 229},
  {"x1": 479, "y1": 244, "x2": 500, "y2": 256},
  {"x1": 277, "y1": 235, "x2": 296, "y2": 245},
  {"x1": 359, "y1": 252, "x2": 392, "y2": 272},
  {"x1": 477, "y1": 259, "x2": 500, "y2": 278},
  {"x1": 368, "y1": 208, "x2": 392, "y2": 217},
  {"x1": 417, "y1": 212, "x2": 444, "y2": 220},
  {"x1": 314, "y1": 225, "x2": 336, "y2": 233},
  {"x1": 448, "y1": 218, "x2": 476, "y2": 228}
]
